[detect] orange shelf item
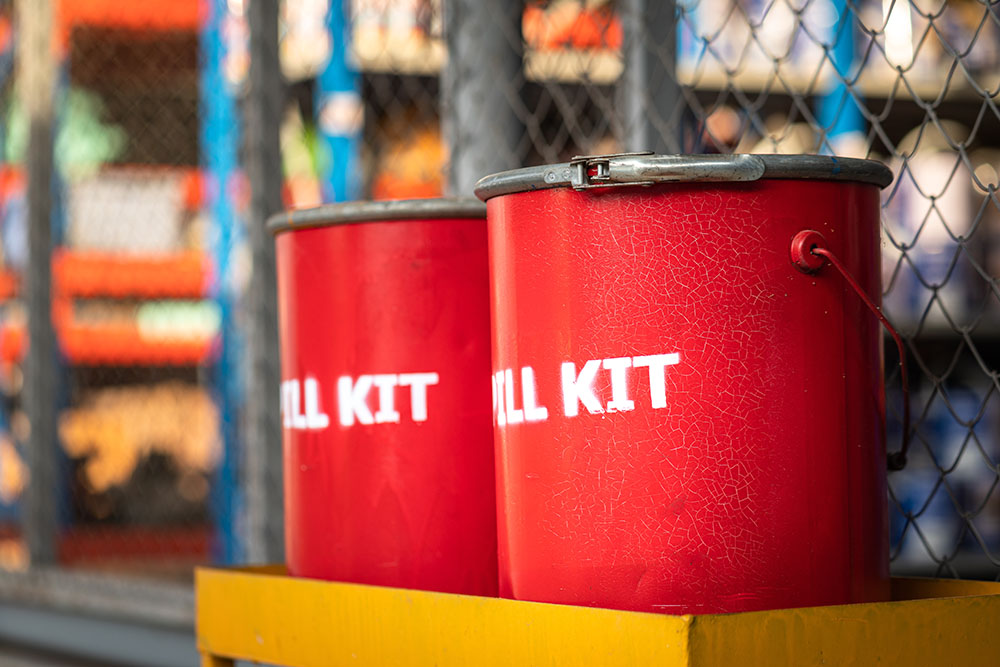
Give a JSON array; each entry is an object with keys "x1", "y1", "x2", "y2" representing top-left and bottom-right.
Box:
[
  {"x1": 0, "y1": 321, "x2": 217, "y2": 366},
  {"x1": 1, "y1": 249, "x2": 212, "y2": 301},
  {"x1": 0, "y1": 323, "x2": 24, "y2": 364},
  {"x1": 523, "y1": 3, "x2": 623, "y2": 51},
  {"x1": 58, "y1": 0, "x2": 201, "y2": 35},
  {"x1": 53, "y1": 250, "x2": 211, "y2": 299},
  {"x1": 0, "y1": 166, "x2": 24, "y2": 201},
  {"x1": 60, "y1": 321, "x2": 218, "y2": 366},
  {"x1": 0, "y1": 271, "x2": 18, "y2": 301}
]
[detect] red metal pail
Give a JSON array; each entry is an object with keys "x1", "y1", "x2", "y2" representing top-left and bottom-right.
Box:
[
  {"x1": 271, "y1": 198, "x2": 497, "y2": 596},
  {"x1": 476, "y1": 153, "x2": 895, "y2": 614}
]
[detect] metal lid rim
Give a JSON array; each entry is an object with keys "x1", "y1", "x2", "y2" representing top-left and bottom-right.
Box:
[
  {"x1": 268, "y1": 198, "x2": 486, "y2": 235},
  {"x1": 473, "y1": 154, "x2": 894, "y2": 201}
]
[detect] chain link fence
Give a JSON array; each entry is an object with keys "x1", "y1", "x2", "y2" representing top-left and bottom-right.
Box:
[
  {"x1": 0, "y1": 0, "x2": 997, "y2": 597},
  {"x1": 363, "y1": 0, "x2": 1000, "y2": 580}
]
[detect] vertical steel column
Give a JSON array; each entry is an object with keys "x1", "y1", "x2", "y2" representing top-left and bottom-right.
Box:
[
  {"x1": 244, "y1": 0, "x2": 284, "y2": 564},
  {"x1": 818, "y1": 0, "x2": 864, "y2": 145},
  {"x1": 17, "y1": 0, "x2": 57, "y2": 566},
  {"x1": 443, "y1": 0, "x2": 523, "y2": 196},
  {"x1": 622, "y1": 0, "x2": 682, "y2": 154},
  {"x1": 316, "y1": 0, "x2": 361, "y2": 202},
  {"x1": 201, "y1": 0, "x2": 243, "y2": 564}
]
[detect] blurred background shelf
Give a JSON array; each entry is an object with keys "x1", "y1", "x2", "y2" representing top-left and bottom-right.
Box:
[
  {"x1": 678, "y1": 63, "x2": 1000, "y2": 102},
  {"x1": 351, "y1": 33, "x2": 1000, "y2": 102}
]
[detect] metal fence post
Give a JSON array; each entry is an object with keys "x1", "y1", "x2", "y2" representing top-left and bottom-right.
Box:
[
  {"x1": 243, "y1": 0, "x2": 285, "y2": 564},
  {"x1": 622, "y1": 0, "x2": 682, "y2": 154},
  {"x1": 201, "y1": 0, "x2": 243, "y2": 565},
  {"x1": 17, "y1": 0, "x2": 58, "y2": 566},
  {"x1": 443, "y1": 0, "x2": 524, "y2": 195}
]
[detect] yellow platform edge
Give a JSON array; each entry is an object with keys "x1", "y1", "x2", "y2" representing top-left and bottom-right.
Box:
[{"x1": 196, "y1": 566, "x2": 1000, "y2": 667}]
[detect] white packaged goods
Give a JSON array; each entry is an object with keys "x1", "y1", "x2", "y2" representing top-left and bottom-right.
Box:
[{"x1": 68, "y1": 170, "x2": 184, "y2": 253}]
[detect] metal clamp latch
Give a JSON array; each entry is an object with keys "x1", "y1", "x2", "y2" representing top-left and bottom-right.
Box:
[
  {"x1": 567, "y1": 153, "x2": 767, "y2": 190},
  {"x1": 569, "y1": 152, "x2": 656, "y2": 189}
]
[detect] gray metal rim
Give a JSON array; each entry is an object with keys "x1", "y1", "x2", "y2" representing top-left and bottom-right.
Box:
[
  {"x1": 268, "y1": 198, "x2": 486, "y2": 234},
  {"x1": 473, "y1": 153, "x2": 894, "y2": 200}
]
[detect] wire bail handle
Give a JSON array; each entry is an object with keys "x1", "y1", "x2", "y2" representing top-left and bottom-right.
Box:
[{"x1": 790, "y1": 230, "x2": 910, "y2": 471}]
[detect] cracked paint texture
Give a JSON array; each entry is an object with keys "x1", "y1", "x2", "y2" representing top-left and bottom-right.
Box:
[{"x1": 487, "y1": 180, "x2": 890, "y2": 614}]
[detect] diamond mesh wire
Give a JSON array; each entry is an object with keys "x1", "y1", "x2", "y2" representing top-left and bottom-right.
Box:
[
  {"x1": 346, "y1": 0, "x2": 1000, "y2": 580},
  {"x1": 501, "y1": 0, "x2": 1000, "y2": 580}
]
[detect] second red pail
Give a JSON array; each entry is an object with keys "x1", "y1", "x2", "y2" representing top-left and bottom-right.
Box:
[
  {"x1": 476, "y1": 153, "x2": 895, "y2": 614},
  {"x1": 271, "y1": 198, "x2": 497, "y2": 596}
]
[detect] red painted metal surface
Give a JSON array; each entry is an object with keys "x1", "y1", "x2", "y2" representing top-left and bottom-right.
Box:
[
  {"x1": 274, "y1": 202, "x2": 497, "y2": 596},
  {"x1": 485, "y1": 178, "x2": 889, "y2": 614}
]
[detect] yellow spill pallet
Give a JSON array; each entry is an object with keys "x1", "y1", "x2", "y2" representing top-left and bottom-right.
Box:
[{"x1": 196, "y1": 566, "x2": 1000, "y2": 666}]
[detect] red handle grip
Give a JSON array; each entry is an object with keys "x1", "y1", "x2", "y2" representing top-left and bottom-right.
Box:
[{"x1": 791, "y1": 229, "x2": 910, "y2": 471}]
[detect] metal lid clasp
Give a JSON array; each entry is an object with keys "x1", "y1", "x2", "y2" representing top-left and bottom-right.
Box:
[
  {"x1": 569, "y1": 152, "x2": 655, "y2": 189},
  {"x1": 567, "y1": 152, "x2": 767, "y2": 190}
]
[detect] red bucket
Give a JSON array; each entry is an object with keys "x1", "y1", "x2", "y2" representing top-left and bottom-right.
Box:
[
  {"x1": 476, "y1": 153, "x2": 895, "y2": 614},
  {"x1": 271, "y1": 198, "x2": 497, "y2": 596}
]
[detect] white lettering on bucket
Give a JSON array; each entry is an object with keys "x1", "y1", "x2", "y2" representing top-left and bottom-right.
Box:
[
  {"x1": 493, "y1": 367, "x2": 549, "y2": 427},
  {"x1": 504, "y1": 368, "x2": 525, "y2": 424},
  {"x1": 494, "y1": 352, "x2": 681, "y2": 427},
  {"x1": 281, "y1": 378, "x2": 330, "y2": 430},
  {"x1": 303, "y1": 378, "x2": 330, "y2": 429},
  {"x1": 338, "y1": 375, "x2": 375, "y2": 426},
  {"x1": 398, "y1": 373, "x2": 439, "y2": 423},
  {"x1": 632, "y1": 353, "x2": 681, "y2": 409},
  {"x1": 602, "y1": 357, "x2": 635, "y2": 413},
  {"x1": 282, "y1": 372, "x2": 440, "y2": 431},
  {"x1": 521, "y1": 366, "x2": 549, "y2": 422},
  {"x1": 281, "y1": 379, "x2": 307, "y2": 429},
  {"x1": 372, "y1": 374, "x2": 401, "y2": 423},
  {"x1": 562, "y1": 360, "x2": 605, "y2": 417}
]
